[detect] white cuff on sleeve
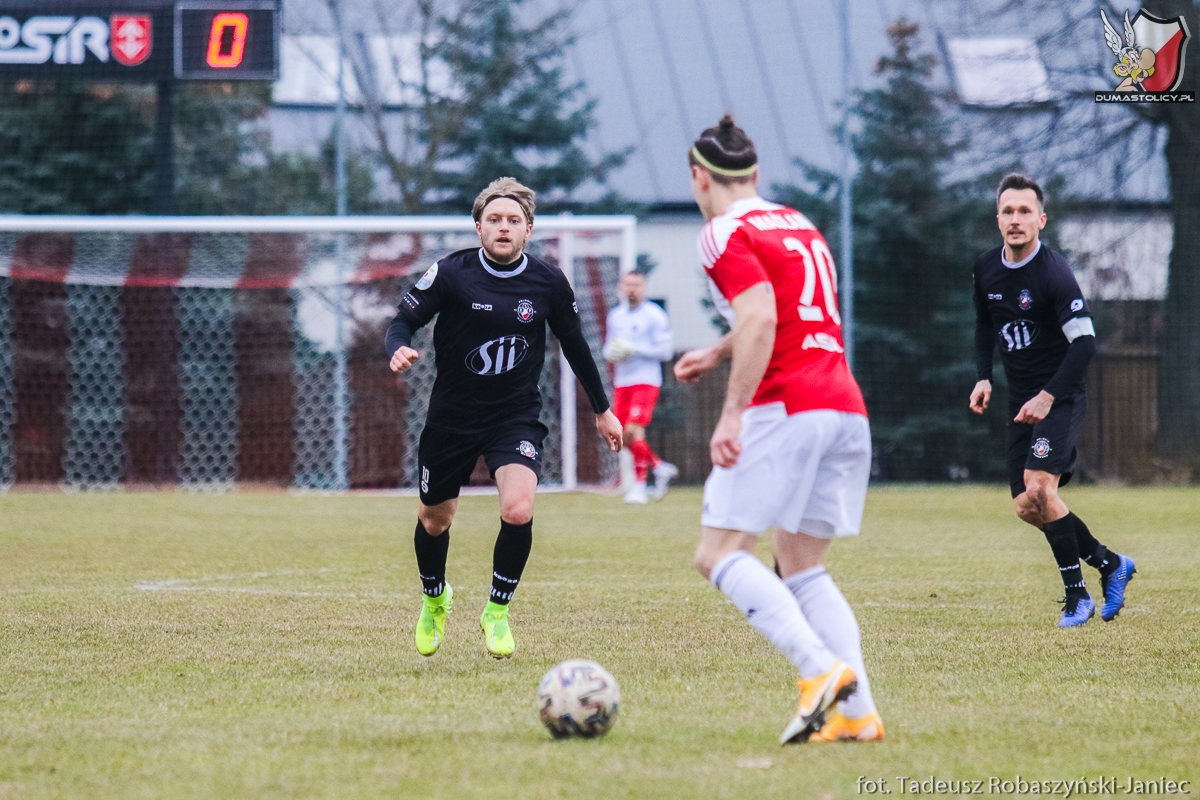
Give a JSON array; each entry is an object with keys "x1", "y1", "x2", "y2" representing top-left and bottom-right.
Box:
[{"x1": 1061, "y1": 317, "x2": 1096, "y2": 343}]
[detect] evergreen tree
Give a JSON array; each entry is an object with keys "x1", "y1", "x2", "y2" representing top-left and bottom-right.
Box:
[
  {"x1": 775, "y1": 21, "x2": 1005, "y2": 481},
  {"x1": 348, "y1": 0, "x2": 623, "y2": 213},
  {"x1": 0, "y1": 83, "x2": 156, "y2": 214},
  {"x1": 173, "y1": 83, "x2": 374, "y2": 215}
]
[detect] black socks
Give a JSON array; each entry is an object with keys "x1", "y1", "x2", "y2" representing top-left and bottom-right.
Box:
[
  {"x1": 413, "y1": 517, "x2": 533, "y2": 604},
  {"x1": 1041, "y1": 515, "x2": 1087, "y2": 598},
  {"x1": 1070, "y1": 512, "x2": 1119, "y2": 577},
  {"x1": 414, "y1": 520, "x2": 450, "y2": 597},
  {"x1": 490, "y1": 519, "x2": 533, "y2": 605}
]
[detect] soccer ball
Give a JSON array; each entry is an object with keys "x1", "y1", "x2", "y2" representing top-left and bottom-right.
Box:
[{"x1": 537, "y1": 659, "x2": 620, "y2": 739}]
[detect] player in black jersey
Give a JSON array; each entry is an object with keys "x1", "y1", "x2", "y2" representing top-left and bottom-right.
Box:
[
  {"x1": 385, "y1": 177, "x2": 622, "y2": 658},
  {"x1": 970, "y1": 174, "x2": 1135, "y2": 628}
]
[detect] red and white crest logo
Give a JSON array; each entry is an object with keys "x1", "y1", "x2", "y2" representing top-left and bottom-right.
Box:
[
  {"x1": 1101, "y1": 9, "x2": 1190, "y2": 92},
  {"x1": 110, "y1": 15, "x2": 152, "y2": 66},
  {"x1": 1133, "y1": 12, "x2": 1190, "y2": 92}
]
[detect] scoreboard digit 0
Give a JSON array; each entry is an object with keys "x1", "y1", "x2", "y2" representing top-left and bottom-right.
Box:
[{"x1": 174, "y1": 0, "x2": 277, "y2": 80}]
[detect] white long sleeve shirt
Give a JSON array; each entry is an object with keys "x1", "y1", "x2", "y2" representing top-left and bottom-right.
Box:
[{"x1": 605, "y1": 301, "x2": 674, "y2": 388}]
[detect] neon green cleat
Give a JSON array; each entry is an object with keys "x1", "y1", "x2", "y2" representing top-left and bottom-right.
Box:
[
  {"x1": 480, "y1": 600, "x2": 515, "y2": 659},
  {"x1": 415, "y1": 584, "x2": 452, "y2": 657}
]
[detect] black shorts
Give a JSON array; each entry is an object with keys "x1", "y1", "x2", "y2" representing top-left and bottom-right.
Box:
[
  {"x1": 1005, "y1": 393, "x2": 1086, "y2": 498},
  {"x1": 417, "y1": 419, "x2": 547, "y2": 506}
]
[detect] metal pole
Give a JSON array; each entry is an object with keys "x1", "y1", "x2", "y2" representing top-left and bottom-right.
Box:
[
  {"x1": 331, "y1": 1, "x2": 349, "y2": 490},
  {"x1": 153, "y1": 79, "x2": 175, "y2": 481},
  {"x1": 558, "y1": 223, "x2": 577, "y2": 490},
  {"x1": 154, "y1": 80, "x2": 175, "y2": 215},
  {"x1": 839, "y1": 0, "x2": 855, "y2": 369},
  {"x1": 619, "y1": 218, "x2": 637, "y2": 276},
  {"x1": 334, "y1": 28, "x2": 348, "y2": 218}
]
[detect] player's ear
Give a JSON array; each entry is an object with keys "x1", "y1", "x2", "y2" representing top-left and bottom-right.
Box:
[{"x1": 1037, "y1": 212, "x2": 1047, "y2": 230}]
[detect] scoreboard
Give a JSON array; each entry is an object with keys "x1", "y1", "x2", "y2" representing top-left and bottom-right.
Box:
[
  {"x1": 0, "y1": 0, "x2": 281, "y2": 212},
  {"x1": 0, "y1": 0, "x2": 278, "y2": 80},
  {"x1": 175, "y1": 1, "x2": 276, "y2": 80}
]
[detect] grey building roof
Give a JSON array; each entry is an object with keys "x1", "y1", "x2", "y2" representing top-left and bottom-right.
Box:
[{"x1": 277, "y1": 0, "x2": 1171, "y2": 205}]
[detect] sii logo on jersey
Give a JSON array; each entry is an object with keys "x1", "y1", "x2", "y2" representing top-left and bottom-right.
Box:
[
  {"x1": 1000, "y1": 320, "x2": 1039, "y2": 351},
  {"x1": 465, "y1": 335, "x2": 530, "y2": 375},
  {"x1": 515, "y1": 299, "x2": 536, "y2": 322}
]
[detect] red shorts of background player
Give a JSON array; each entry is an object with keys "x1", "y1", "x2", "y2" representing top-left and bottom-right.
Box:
[{"x1": 612, "y1": 384, "x2": 660, "y2": 427}]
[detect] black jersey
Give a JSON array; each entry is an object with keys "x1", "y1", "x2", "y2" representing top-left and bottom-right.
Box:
[
  {"x1": 973, "y1": 243, "x2": 1093, "y2": 406},
  {"x1": 386, "y1": 247, "x2": 609, "y2": 432}
]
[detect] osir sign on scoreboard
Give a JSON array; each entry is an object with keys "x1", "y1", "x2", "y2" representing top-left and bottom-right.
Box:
[{"x1": 0, "y1": 0, "x2": 278, "y2": 80}]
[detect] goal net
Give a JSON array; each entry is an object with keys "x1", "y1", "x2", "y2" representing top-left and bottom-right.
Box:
[{"x1": 0, "y1": 215, "x2": 634, "y2": 492}]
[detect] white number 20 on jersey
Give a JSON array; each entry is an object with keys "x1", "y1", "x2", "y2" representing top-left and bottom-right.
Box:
[{"x1": 783, "y1": 237, "x2": 841, "y2": 326}]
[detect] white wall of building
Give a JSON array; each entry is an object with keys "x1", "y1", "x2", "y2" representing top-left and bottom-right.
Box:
[
  {"x1": 637, "y1": 219, "x2": 719, "y2": 352},
  {"x1": 1058, "y1": 211, "x2": 1171, "y2": 301}
]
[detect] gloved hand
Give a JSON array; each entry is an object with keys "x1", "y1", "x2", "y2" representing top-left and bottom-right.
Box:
[{"x1": 603, "y1": 338, "x2": 635, "y2": 362}]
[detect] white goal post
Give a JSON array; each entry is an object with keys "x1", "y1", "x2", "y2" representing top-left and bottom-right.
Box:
[{"x1": 0, "y1": 214, "x2": 635, "y2": 492}]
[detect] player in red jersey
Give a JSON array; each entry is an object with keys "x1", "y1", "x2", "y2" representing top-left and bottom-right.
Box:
[{"x1": 675, "y1": 116, "x2": 882, "y2": 744}]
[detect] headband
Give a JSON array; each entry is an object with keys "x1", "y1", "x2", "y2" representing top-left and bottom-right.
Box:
[
  {"x1": 690, "y1": 145, "x2": 758, "y2": 178},
  {"x1": 478, "y1": 193, "x2": 531, "y2": 222}
]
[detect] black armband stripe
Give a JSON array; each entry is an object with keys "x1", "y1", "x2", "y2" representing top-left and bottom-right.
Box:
[
  {"x1": 975, "y1": 315, "x2": 994, "y2": 382},
  {"x1": 384, "y1": 313, "x2": 415, "y2": 356},
  {"x1": 1043, "y1": 335, "x2": 1096, "y2": 400},
  {"x1": 558, "y1": 326, "x2": 610, "y2": 414}
]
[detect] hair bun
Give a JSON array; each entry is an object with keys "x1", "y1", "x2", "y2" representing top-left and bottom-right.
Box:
[{"x1": 692, "y1": 115, "x2": 757, "y2": 177}]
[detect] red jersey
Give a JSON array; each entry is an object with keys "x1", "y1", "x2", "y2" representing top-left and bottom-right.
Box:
[{"x1": 699, "y1": 196, "x2": 867, "y2": 417}]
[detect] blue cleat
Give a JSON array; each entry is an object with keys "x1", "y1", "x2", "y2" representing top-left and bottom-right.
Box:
[
  {"x1": 1057, "y1": 593, "x2": 1095, "y2": 628},
  {"x1": 1100, "y1": 554, "x2": 1136, "y2": 621}
]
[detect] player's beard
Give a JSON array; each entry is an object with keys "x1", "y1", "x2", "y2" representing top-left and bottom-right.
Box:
[{"x1": 482, "y1": 229, "x2": 527, "y2": 265}]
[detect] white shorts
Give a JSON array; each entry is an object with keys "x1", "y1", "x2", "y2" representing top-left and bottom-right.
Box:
[{"x1": 701, "y1": 404, "x2": 871, "y2": 538}]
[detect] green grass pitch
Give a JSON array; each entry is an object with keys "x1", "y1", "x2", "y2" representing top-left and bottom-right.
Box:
[{"x1": 1, "y1": 486, "x2": 1197, "y2": 798}]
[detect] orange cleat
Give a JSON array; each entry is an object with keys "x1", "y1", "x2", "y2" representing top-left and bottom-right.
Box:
[
  {"x1": 809, "y1": 710, "x2": 885, "y2": 742},
  {"x1": 779, "y1": 660, "x2": 858, "y2": 744}
]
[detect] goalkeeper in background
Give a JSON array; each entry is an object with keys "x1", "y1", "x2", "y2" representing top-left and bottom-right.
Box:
[{"x1": 604, "y1": 271, "x2": 678, "y2": 503}]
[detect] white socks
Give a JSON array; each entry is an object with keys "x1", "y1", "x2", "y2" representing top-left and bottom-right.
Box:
[
  {"x1": 710, "y1": 552, "x2": 836, "y2": 679},
  {"x1": 784, "y1": 565, "x2": 877, "y2": 719},
  {"x1": 618, "y1": 449, "x2": 635, "y2": 492}
]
